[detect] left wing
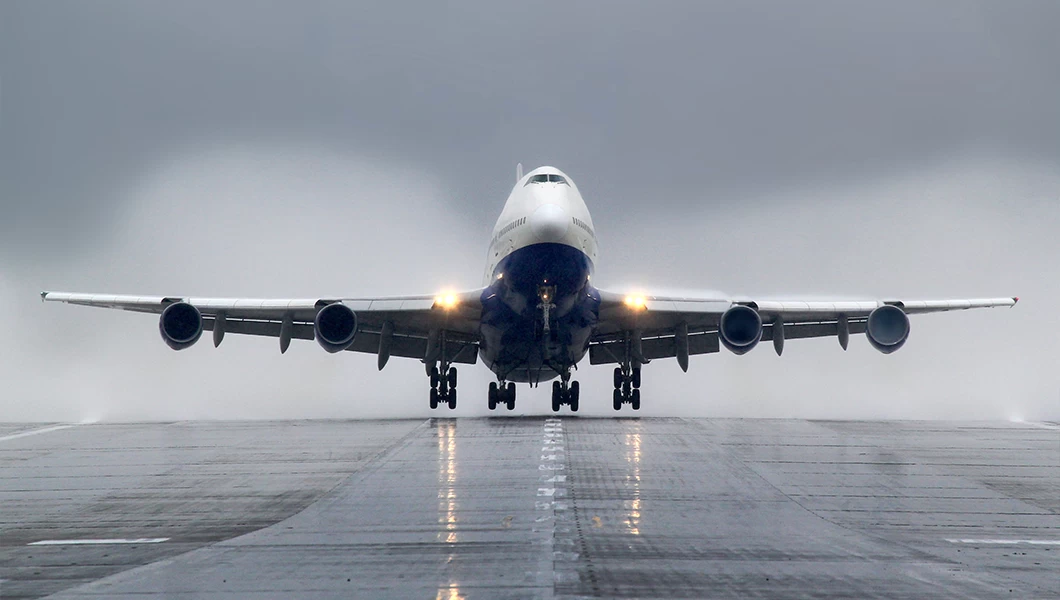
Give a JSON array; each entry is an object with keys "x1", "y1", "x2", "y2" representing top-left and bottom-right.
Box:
[
  {"x1": 41, "y1": 290, "x2": 485, "y2": 367},
  {"x1": 589, "y1": 290, "x2": 1018, "y2": 369}
]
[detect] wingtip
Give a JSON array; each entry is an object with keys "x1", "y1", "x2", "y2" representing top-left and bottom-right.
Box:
[
  {"x1": 1012, "y1": 296, "x2": 1019, "y2": 305},
  {"x1": 40, "y1": 291, "x2": 48, "y2": 302}
]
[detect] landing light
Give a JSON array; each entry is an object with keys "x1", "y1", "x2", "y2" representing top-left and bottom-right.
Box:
[
  {"x1": 624, "y1": 295, "x2": 647, "y2": 310},
  {"x1": 434, "y1": 293, "x2": 459, "y2": 310}
]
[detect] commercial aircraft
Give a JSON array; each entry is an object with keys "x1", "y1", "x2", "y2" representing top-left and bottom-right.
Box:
[{"x1": 43, "y1": 165, "x2": 1017, "y2": 412}]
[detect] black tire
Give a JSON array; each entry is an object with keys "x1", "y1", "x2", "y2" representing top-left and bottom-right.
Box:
[
  {"x1": 631, "y1": 389, "x2": 641, "y2": 410},
  {"x1": 632, "y1": 367, "x2": 641, "y2": 389},
  {"x1": 613, "y1": 388, "x2": 623, "y2": 411},
  {"x1": 552, "y1": 394, "x2": 561, "y2": 412},
  {"x1": 448, "y1": 388, "x2": 457, "y2": 409},
  {"x1": 570, "y1": 381, "x2": 580, "y2": 411},
  {"x1": 506, "y1": 397, "x2": 515, "y2": 410},
  {"x1": 448, "y1": 367, "x2": 457, "y2": 389},
  {"x1": 430, "y1": 388, "x2": 439, "y2": 409},
  {"x1": 488, "y1": 382, "x2": 497, "y2": 410},
  {"x1": 430, "y1": 367, "x2": 440, "y2": 388},
  {"x1": 506, "y1": 382, "x2": 516, "y2": 408},
  {"x1": 613, "y1": 367, "x2": 623, "y2": 389}
]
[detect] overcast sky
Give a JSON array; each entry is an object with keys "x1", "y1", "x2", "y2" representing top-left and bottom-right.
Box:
[{"x1": 1, "y1": 1, "x2": 1057, "y2": 421}]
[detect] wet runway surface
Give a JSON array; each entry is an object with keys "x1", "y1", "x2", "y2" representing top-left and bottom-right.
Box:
[{"x1": 1, "y1": 418, "x2": 1057, "y2": 598}]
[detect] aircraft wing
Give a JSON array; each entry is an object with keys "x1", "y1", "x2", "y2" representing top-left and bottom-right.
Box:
[
  {"x1": 588, "y1": 290, "x2": 1018, "y2": 368},
  {"x1": 40, "y1": 290, "x2": 485, "y2": 366}
]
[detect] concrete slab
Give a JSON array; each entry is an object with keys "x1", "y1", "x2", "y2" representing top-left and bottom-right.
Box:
[{"x1": 1, "y1": 418, "x2": 1056, "y2": 598}]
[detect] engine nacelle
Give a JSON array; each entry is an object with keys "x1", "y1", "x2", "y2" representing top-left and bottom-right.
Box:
[
  {"x1": 865, "y1": 305, "x2": 910, "y2": 354},
  {"x1": 720, "y1": 305, "x2": 762, "y2": 355},
  {"x1": 159, "y1": 302, "x2": 203, "y2": 351},
  {"x1": 314, "y1": 302, "x2": 358, "y2": 353}
]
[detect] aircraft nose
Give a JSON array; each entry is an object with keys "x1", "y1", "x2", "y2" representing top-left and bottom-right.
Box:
[{"x1": 530, "y1": 203, "x2": 570, "y2": 242}]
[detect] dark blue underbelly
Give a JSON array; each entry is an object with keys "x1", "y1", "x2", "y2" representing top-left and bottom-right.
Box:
[{"x1": 478, "y1": 243, "x2": 600, "y2": 383}]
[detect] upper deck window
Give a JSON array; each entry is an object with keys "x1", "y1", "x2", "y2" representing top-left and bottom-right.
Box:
[{"x1": 525, "y1": 174, "x2": 569, "y2": 186}]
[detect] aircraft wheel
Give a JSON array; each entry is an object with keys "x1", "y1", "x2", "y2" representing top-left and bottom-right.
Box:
[
  {"x1": 552, "y1": 382, "x2": 562, "y2": 412},
  {"x1": 506, "y1": 382, "x2": 516, "y2": 409},
  {"x1": 488, "y1": 382, "x2": 497, "y2": 410},
  {"x1": 613, "y1": 389, "x2": 623, "y2": 411},
  {"x1": 632, "y1": 367, "x2": 641, "y2": 389},
  {"x1": 430, "y1": 367, "x2": 440, "y2": 389},
  {"x1": 631, "y1": 389, "x2": 641, "y2": 411},
  {"x1": 448, "y1": 388, "x2": 457, "y2": 410},
  {"x1": 430, "y1": 387, "x2": 439, "y2": 409},
  {"x1": 613, "y1": 367, "x2": 623, "y2": 389},
  {"x1": 570, "y1": 381, "x2": 580, "y2": 412},
  {"x1": 447, "y1": 367, "x2": 458, "y2": 389}
]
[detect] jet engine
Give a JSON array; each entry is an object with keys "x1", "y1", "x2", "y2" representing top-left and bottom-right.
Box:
[
  {"x1": 158, "y1": 302, "x2": 203, "y2": 350},
  {"x1": 865, "y1": 305, "x2": 910, "y2": 354},
  {"x1": 720, "y1": 305, "x2": 762, "y2": 355},
  {"x1": 315, "y1": 302, "x2": 358, "y2": 353}
]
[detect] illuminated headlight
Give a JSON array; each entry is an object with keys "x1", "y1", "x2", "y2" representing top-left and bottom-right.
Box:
[
  {"x1": 434, "y1": 293, "x2": 459, "y2": 310},
  {"x1": 624, "y1": 295, "x2": 647, "y2": 310}
]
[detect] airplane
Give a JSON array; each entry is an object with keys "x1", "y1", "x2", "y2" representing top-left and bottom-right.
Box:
[{"x1": 42, "y1": 165, "x2": 1018, "y2": 412}]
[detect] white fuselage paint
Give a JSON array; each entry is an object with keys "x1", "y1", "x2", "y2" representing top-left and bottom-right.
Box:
[{"x1": 483, "y1": 166, "x2": 599, "y2": 285}]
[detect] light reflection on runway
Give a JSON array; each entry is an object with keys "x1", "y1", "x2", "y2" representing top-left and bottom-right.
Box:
[
  {"x1": 435, "y1": 420, "x2": 463, "y2": 600},
  {"x1": 623, "y1": 421, "x2": 643, "y2": 536}
]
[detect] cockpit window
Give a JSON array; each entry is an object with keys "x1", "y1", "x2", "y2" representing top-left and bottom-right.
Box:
[{"x1": 524, "y1": 173, "x2": 569, "y2": 186}]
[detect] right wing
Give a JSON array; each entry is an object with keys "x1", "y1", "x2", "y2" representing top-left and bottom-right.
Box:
[
  {"x1": 41, "y1": 290, "x2": 485, "y2": 366},
  {"x1": 588, "y1": 290, "x2": 1017, "y2": 368}
]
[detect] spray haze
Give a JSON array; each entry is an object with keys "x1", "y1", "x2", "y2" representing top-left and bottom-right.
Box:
[{"x1": 1, "y1": 1, "x2": 1057, "y2": 421}]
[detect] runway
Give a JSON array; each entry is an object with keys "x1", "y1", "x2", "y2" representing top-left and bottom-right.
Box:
[{"x1": 1, "y1": 418, "x2": 1057, "y2": 599}]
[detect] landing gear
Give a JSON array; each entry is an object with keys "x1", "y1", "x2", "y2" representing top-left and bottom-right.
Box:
[
  {"x1": 551, "y1": 371, "x2": 580, "y2": 412},
  {"x1": 612, "y1": 366, "x2": 642, "y2": 411},
  {"x1": 488, "y1": 381, "x2": 516, "y2": 411},
  {"x1": 429, "y1": 366, "x2": 458, "y2": 410}
]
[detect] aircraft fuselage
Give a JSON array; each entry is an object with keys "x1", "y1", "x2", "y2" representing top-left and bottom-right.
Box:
[{"x1": 476, "y1": 167, "x2": 601, "y2": 384}]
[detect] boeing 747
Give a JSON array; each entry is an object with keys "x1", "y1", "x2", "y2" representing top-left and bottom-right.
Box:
[{"x1": 43, "y1": 165, "x2": 1017, "y2": 412}]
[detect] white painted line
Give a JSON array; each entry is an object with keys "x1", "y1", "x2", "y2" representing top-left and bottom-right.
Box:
[
  {"x1": 29, "y1": 538, "x2": 170, "y2": 546},
  {"x1": 945, "y1": 539, "x2": 1060, "y2": 546},
  {"x1": 0, "y1": 424, "x2": 76, "y2": 442}
]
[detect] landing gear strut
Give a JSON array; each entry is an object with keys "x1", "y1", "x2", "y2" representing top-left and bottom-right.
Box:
[
  {"x1": 551, "y1": 369, "x2": 580, "y2": 412},
  {"x1": 488, "y1": 381, "x2": 516, "y2": 411},
  {"x1": 612, "y1": 365, "x2": 641, "y2": 411},
  {"x1": 429, "y1": 366, "x2": 458, "y2": 410}
]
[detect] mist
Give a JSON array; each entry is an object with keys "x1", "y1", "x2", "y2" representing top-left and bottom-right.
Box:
[{"x1": 2, "y1": 1, "x2": 1057, "y2": 421}]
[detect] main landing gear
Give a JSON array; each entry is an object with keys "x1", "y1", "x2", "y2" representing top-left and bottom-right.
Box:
[
  {"x1": 429, "y1": 366, "x2": 458, "y2": 410},
  {"x1": 552, "y1": 369, "x2": 580, "y2": 412},
  {"x1": 488, "y1": 381, "x2": 516, "y2": 411},
  {"x1": 613, "y1": 366, "x2": 641, "y2": 411}
]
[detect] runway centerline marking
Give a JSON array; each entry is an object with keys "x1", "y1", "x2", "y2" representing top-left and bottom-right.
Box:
[
  {"x1": 0, "y1": 424, "x2": 77, "y2": 442},
  {"x1": 29, "y1": 538, "x2": 170, "y2": 546}
]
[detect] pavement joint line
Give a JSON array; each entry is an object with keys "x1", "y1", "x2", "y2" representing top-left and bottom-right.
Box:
[
  {"x1": 945, "y1": 539, "x2": 1060, "y2": 545},
  {"x1": 0, "y1": 423, "x2": 77, "y2": 442},
  {"x1": 29, "y1": 538, "x2": 170, "y2": 546}
]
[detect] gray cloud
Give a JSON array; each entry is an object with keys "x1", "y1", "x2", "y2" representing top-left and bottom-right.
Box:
[{"x1": 1, "y1": 1, "x2": 1057, "y2": 421}]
